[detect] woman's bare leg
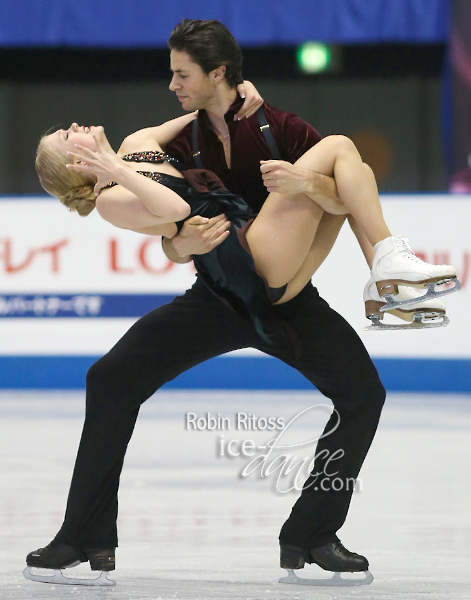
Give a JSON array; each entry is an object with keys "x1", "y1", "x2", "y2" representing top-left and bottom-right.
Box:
[
  {"x1": 246, "y1": 192, "x2": 325, "y2": 289},
  {"x1": 244, "y1": 194, "x2": 346, "y2": 303},
  {"x1": 346, "y1": 164, "x2": 380, "y2": 268},
  {"x1": 348, "y1": 214, "x2": 374, "y2": 269},
  {"x1": 277, "y1": 213, "x2": 346, "y2": 303},
  {"x1": 246, "y1": 135, "x2": 454, "y2": 307},
  {"x1": 293, "y1": 135, "x2": 390, "y2": 246},
  {"x1": 246, "y1": 139, "x2": 456, "y2": 314},
  {"x1": 245, "y1": 136, "x2": 386, "y2": 294}
]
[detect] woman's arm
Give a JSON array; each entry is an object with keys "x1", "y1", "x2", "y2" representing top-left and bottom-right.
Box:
[
  {"x1": 94, "y1": 163, "x2": 191, "y2": 227},
  {"x1": 67, "y1": 129, "x2": 191, "y2": 229},
  {"x1": 96, "y1": 187, "x2": 182, "y2": 232},
  {"x1": 118, "y1": 112, "x2": 198, "y2": 154},
  {"x1": 118, "y1": 78, "x2": 263, "y2": 156},
  {"x1": 234, "y1": 81, "x2": 264, "y2": 120}
]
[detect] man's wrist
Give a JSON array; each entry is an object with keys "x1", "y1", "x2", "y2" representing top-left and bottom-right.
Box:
[
  {"x1": 305, "y1": 169, "x2": 336, "y2": 198},
  {"x1": 162, "y1": 236, "x2": 192, "y2": 264},
  {"x1": 306, "y1": 169, "x2": 320, "y2": 195},
  {"x1": 171, "y1": 235, "x2": 189, "y2": 259}
]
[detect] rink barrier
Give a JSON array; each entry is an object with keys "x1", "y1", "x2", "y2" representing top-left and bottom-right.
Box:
[
  {"x1": 0, "y1": 355, "x2": 470, "y2": 393},
  {"x1": 1, "y1": 194, "x2": 469, "y2": 391},
  {"x1": 0, "y1": 293, "x2": 176, "y2": 318}
]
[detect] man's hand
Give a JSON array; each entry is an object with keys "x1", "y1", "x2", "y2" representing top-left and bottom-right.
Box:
[
  {"x1": 260, "y1": 160, "x2": 316, "y2": 195},
  {"x1": 235, "y1": 81, "x2": 264, "y2": 120},
  {"x1": 170, "y1": 214, "x2": 231, "y2": 259},
  {"x1": 261, "y1": 160, "x2": 347, "y2": 214}
]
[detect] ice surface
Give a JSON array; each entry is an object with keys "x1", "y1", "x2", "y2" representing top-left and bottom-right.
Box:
[{"x1": 1, "y1": 390, "x2": 470, "y2": 599}]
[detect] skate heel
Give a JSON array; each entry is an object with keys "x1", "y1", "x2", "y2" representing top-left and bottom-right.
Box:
[
  {"x1": 85, "y1": 549, "x2": 115, "y2": 572},
  {"x1": 364, "y1": 300, "x2": 384, "y2": 319},
  {"x1": 280, "y1": 544, "x2": 306, "y2": 569},
  {"x1": 375, "y1": 280, "x2": 399, "y2": 297}
]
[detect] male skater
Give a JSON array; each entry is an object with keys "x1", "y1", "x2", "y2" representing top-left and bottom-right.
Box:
[{"x1": 163, "y1": 19, "x2": 385, "y2": 576}]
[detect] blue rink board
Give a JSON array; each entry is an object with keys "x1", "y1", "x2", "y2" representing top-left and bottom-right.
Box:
[{"x1": 0, "y1": 356, "x2": 470, "y2": 393}]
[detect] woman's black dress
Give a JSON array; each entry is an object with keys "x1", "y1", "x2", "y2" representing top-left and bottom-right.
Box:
[{"x1": 103, "y1": 152, "x2": 298, "y2": 354}]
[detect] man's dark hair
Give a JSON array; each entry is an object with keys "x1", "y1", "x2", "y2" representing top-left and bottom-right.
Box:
[{"x1": 168, "y1": 19, "x2": 243, "y2": 88}]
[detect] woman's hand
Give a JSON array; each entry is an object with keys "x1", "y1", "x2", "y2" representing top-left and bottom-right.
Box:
[
  {"x1": 66, "y1": 127, "x2": 122, "y2": 195},
  {"x1": 235, "y1": 80, "x2": 264, "y2": 120}
]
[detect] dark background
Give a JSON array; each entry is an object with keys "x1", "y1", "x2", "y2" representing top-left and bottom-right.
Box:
[{"x1": 0, "y1": 43, "x2": 447, "y2": 194}]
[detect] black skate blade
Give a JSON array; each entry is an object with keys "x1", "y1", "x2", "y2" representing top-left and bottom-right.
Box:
[
  {"x1": 23, "y1": 566, "x2": 116, "y2": 586},
  {"x1": 279, "y1": 568, "x2": 373, "y2": 587}
]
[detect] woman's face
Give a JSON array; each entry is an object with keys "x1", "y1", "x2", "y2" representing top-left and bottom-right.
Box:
[{"x1": 48, "y1": 123, "x2": 100, "y2": 158}]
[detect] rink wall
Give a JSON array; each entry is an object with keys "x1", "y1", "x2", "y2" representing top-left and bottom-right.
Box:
[{"x1": 0, "y1": 194, "x2": 469, "y2": 392}]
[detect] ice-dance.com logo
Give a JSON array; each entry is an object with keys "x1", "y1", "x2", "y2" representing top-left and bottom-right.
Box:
[{"x1": 185, "y1": 405, "x2": 361, "y2": 494}]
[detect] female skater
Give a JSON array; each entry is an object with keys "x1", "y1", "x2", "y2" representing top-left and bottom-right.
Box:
[{"x1": 33, "y1": 117, "x2": 458, "y2": 350}]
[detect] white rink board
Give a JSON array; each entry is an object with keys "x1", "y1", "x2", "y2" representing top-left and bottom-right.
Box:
[
  {"x1": 0, "y1": 195, "x2": 469, "y2": 359},
  {"x1": 0, "y1": 197, "x2": 196, "y2": 293}
]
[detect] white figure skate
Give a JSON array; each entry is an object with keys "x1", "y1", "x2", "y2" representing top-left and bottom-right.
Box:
[
  {"x1": 363, "y1": 277, "x2": 449, "y2": 330},
  {"x1": 371, "y1": 235, "x2": 460, "y2": 312}
]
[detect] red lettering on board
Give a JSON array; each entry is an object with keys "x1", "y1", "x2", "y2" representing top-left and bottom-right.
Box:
[
  {"x1": 138, "y1": 239, "x2": 174, "y2": 274},
  {"x1": 0, "y1": 239, "x2": 68, "y2": 273},
  {"x1": 109, "y1": 239, "x2": 134, "y2": 273},
  {"x1": 109, "y1": 238, "x2": 174, "y2": 275}
]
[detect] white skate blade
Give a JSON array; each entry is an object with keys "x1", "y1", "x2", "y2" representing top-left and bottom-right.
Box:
[
  {"x1": 379, "y1": 278, "x2": 461, "y2": 312},
  {"x1": 279, "y1": 568, "x2": 373, "y2": 586},
  {"x1": 364, "y1": 314, "x2": 450, "y2": 331},
  {"x1": 23, "y1": 566, "x2": 116, "y2": 586}
]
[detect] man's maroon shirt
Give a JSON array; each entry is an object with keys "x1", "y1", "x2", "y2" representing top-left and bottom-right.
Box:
[{"x1": 166, "y1": 95, "x2": 322, "y2": 214}]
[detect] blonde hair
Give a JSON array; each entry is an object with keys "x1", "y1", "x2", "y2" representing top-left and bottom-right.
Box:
[{"x1": 35, "y1": 135, "x2": 96, "y2": 217}]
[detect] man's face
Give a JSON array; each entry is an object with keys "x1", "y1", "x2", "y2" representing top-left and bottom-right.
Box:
[{"x1": 169, "y1": 49, "x2": 217, "y2": 111}]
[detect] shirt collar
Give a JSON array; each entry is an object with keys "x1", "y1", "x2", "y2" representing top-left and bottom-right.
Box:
[
  {"x1": 198, "y1": 93, "x2": 245, "y2": 127},
  {"x1": 224, "y1": 93, "x2": 244, "y2": 123}
]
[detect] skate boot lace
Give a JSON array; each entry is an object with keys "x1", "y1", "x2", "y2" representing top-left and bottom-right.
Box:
[{"x1": 395, "y1": 237, "x2": 424, "y2": 264}]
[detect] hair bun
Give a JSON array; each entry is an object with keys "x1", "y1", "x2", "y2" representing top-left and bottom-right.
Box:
[{"x1": 61, "y1": 185, "x2": 97, "y2": 216}]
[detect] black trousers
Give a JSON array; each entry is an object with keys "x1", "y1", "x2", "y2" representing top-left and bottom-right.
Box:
[{"x1": 56, "y1": 280, "x2": 385, "y2": 551}]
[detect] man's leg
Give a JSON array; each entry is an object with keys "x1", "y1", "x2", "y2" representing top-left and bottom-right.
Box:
[
  {"x1": 256, "y1": 285, "x2": 385, "y2": 552},
  {"x1": 53, "y1": 283, "x2": 260, "y2": 550}
]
